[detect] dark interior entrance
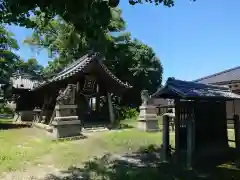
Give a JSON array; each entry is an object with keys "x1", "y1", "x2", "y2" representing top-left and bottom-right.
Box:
[{"x1": 76, "y1": 92, "x2": 110, "y2": 129}]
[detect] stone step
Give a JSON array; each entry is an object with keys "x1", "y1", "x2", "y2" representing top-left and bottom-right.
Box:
[{"x1": 82, "y1": 127, "x2": 109, "y2": 133}]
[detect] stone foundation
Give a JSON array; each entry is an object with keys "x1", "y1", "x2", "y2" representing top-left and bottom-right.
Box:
[
  {"x1": 138, "y1": 120, "x2": 159, "y2": 132},
  {"x1": 49, "y1": 112, "x2": 81, "y2": 139},
  {"x1": 33, "y1": 121, "x2": 82, "y2": 139},
  {"x1": 17, "y1": 111, "x2": 34, "y2": 122},
  {"x1": 50, "y1": 121, "x2": 81, "y2": 139}
]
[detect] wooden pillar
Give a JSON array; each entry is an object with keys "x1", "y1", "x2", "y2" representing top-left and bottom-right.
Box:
[
  {"x1": 90, "y1": 98, "x2": 93, "y2": 110},
  {"x1": 107, "y1": 92, "x2": 115, "y2": 124},
  {"x1": 175, "y1": 100, "x2": 180, "y2": 160},
  {"x1": 187, "y1": 117, "x2": 195, "y2": 167},
  {"x1": 162, "y1": 114, "x2": 170, "y2": 161},
  {"x1": 234, "y1": 114, "x2": 240, "y2": 151},
  {"x1": 39, "y1": 94, "x2": 47, "y2": 123},
  {"x1": 96, "y1": 84, "x2": 100, "y2": 113}
]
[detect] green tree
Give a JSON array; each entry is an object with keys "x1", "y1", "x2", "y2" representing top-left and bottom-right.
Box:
[
  {"x1": 24, "y1": 8, "x2": 128, "y2": 77},
  {"x1": 15, "y1": 58, "x2": 44, "y2": 76},
  {"x1": 24, "y1": 17, "x2": 162, "y2": 107},
  {"x1": 105, "y1": 39, "x2": 162, "y2": 106},
  {"x1": 0, "y1": 25, "x2": 20, "y2": 83},
  {"x1": 0, "y1": 0, "x2": 180, "y2": 52},
  {"x1": 23, "y1": 15, "x2": 89, "y2": 77}
]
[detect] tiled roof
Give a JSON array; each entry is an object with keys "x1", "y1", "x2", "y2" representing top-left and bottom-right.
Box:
[
  {"x1": 34, "y1": 53, "x2": 132, "y2": 90},
  {"x1": 152, "y1": 78, "x2": 240, "y2": 100},
  {"x1": 194, "y1": 66, "x2": 240, "y2": 84}
]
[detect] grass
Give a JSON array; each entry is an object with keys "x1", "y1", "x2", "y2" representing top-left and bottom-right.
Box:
[
  {"x1": 0, "y1": 126, "x2": 54, "y2": 172},
  {"x1": 0, "y1": 118, "x2": 165, "y2": 172},
  {"x1": 0, "y1": 118, "x2": 13, "y2": 123},
  {"x1": 0, "y1": 117, "x2": 239, "y2": 180}
]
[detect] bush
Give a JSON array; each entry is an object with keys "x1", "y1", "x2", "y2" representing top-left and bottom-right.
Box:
[
  {"x1": 0, "y1": 105, "x2": 14, "y2": 117},
  {"x1": 119, "y1": 107, "x2": 139, "y2": 120}
]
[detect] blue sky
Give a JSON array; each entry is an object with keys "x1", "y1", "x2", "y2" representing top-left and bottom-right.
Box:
[{"x1": 6, "y1": 0, "x2": 240, "y2": 83}]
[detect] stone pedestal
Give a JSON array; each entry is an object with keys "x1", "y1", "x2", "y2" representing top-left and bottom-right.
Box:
[
  {"x1": 137, "y1": 105, "x2": 159, "y2": 132},
  {"x1": 50, "y1": 117, "x2": 81, "y2": 139},
  {"x1": 18, "y1": 111, "x2": 34, "y2": 122},
  {"x1": 48, "y1": 105, "x2": 81, "y2": 139}
]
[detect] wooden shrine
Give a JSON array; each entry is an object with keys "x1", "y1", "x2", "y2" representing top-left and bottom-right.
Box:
[
  {"x1": 152, "y1": 78, "x2": 240, "y2": 166},
  {"x1": 18, "y1": 52, "x2": 132, "y2": 139}
]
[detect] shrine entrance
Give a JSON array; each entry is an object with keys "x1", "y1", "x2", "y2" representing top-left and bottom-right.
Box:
[{"x1": 75, "y1": 75, "x2": 112, "y2": 129}]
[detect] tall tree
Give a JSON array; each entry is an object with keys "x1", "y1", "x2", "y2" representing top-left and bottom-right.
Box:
[
  {"x1": 0, "y1": 25, "x2": 19, "y2": 83},
  {"x1": 24, "y1": 13, "x2": 162, "y2": 106},
  {"x1": 0, "y1": 0, "x2": 179, "y2": 52},
  {"x1": 105, "y1": 39, "x2": 162, "y2": 106},
  {"x1": 24, "y1": 8, "x2": 127, "y2": 77}
]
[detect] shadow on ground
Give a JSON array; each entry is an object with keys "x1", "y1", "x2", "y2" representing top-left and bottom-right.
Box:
[
  {"x1": 43, "y1": 145, "x2": 240, "y2": 180},
  {"x1": 0, "y1": 122, "x2": 31, "y2": 130}
]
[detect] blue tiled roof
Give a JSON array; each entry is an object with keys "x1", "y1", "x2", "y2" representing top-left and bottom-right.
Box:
[{"x1": 152, "y1": 78, "x2": 240, "y2": 100}]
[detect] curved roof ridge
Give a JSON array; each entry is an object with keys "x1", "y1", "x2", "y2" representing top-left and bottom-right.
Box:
[
  {"x1": 32, "y1": 52, "x2": 132, "y2": 91},
  {"x1": 194, "y1": 66, "x2": 240, "y2": 82},
  {"x1": 54, "y1": 54, "x2": 89, "y2": 77},
  {"x1": 97, "y1": 60, "x2": 132, "y2": 88}
]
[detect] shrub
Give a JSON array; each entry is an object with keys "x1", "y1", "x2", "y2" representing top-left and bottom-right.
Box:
[
  {"x1": 0, "y1": 105, "x2": 15, "y2": 117},
  {"x1": 119, "y1": 107, "x2": 139, "y2": 120}
]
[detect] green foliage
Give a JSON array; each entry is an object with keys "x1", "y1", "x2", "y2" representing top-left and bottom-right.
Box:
[
  {"x1": 15, "y1": 58, "x2": 44, "y2": 76},
  {"x1": 23, "y1": 9, "x2": 128, "y2": 77},
  {"x1": 0, "y1": 0, "x2": 184, "y2": 53},
  {"x1": 105, "y1": 39, "x2": 163, "y2": 106},
  {"x1": 23, "y1": 15, "x2": 90, "y2": 77},
  {"x1": 22, "y1": 6, "x2": 163, "y2": 106},
  {"x1": 119, "y1": 107, "x2": 139, "y2": 120},
  {"x1": 0, "y1": 0, "x2": 164, "y2": 107},
  {"x1": 0, "y1": 24, "x2": 43, "y2": 85},
  {"x1": 0, "y1": 0, "x2": 123, "y2": 52},
  {"x1": 0, "y1": 104, "x2": 14, "y2": 116},
  {"x1": 0, "y1": 25, "x2": 20, "y2": 82}
]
